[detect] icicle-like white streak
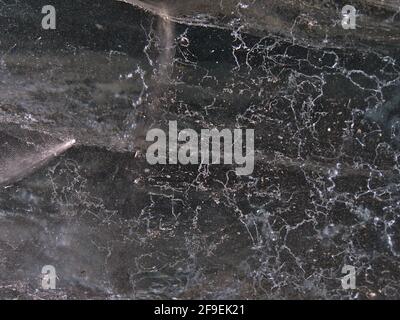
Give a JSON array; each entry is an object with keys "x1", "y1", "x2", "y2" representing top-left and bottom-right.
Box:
[
  {"x1": 116, "y1": 0, "x2": 225, "y2": 30},
  {"x1": 117, "y1": 0, "x2": 171, "y2": 20},
  {"x1": 0, "y1": 139, "x2": 76, "y2": 186}
]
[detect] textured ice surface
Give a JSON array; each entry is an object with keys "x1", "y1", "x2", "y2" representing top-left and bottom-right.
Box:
[{"x1": 0, "y1": 0, "x2": 400, "y2": 299}]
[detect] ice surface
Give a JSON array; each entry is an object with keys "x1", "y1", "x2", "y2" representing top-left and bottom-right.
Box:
[{"x1": 0, "y1": 0, "x2": 399, "y2": 299}]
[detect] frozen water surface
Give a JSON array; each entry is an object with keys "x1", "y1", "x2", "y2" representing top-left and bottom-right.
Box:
[{"x1": 0, "y1": 0, "x2": 400, "y2": 299}]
